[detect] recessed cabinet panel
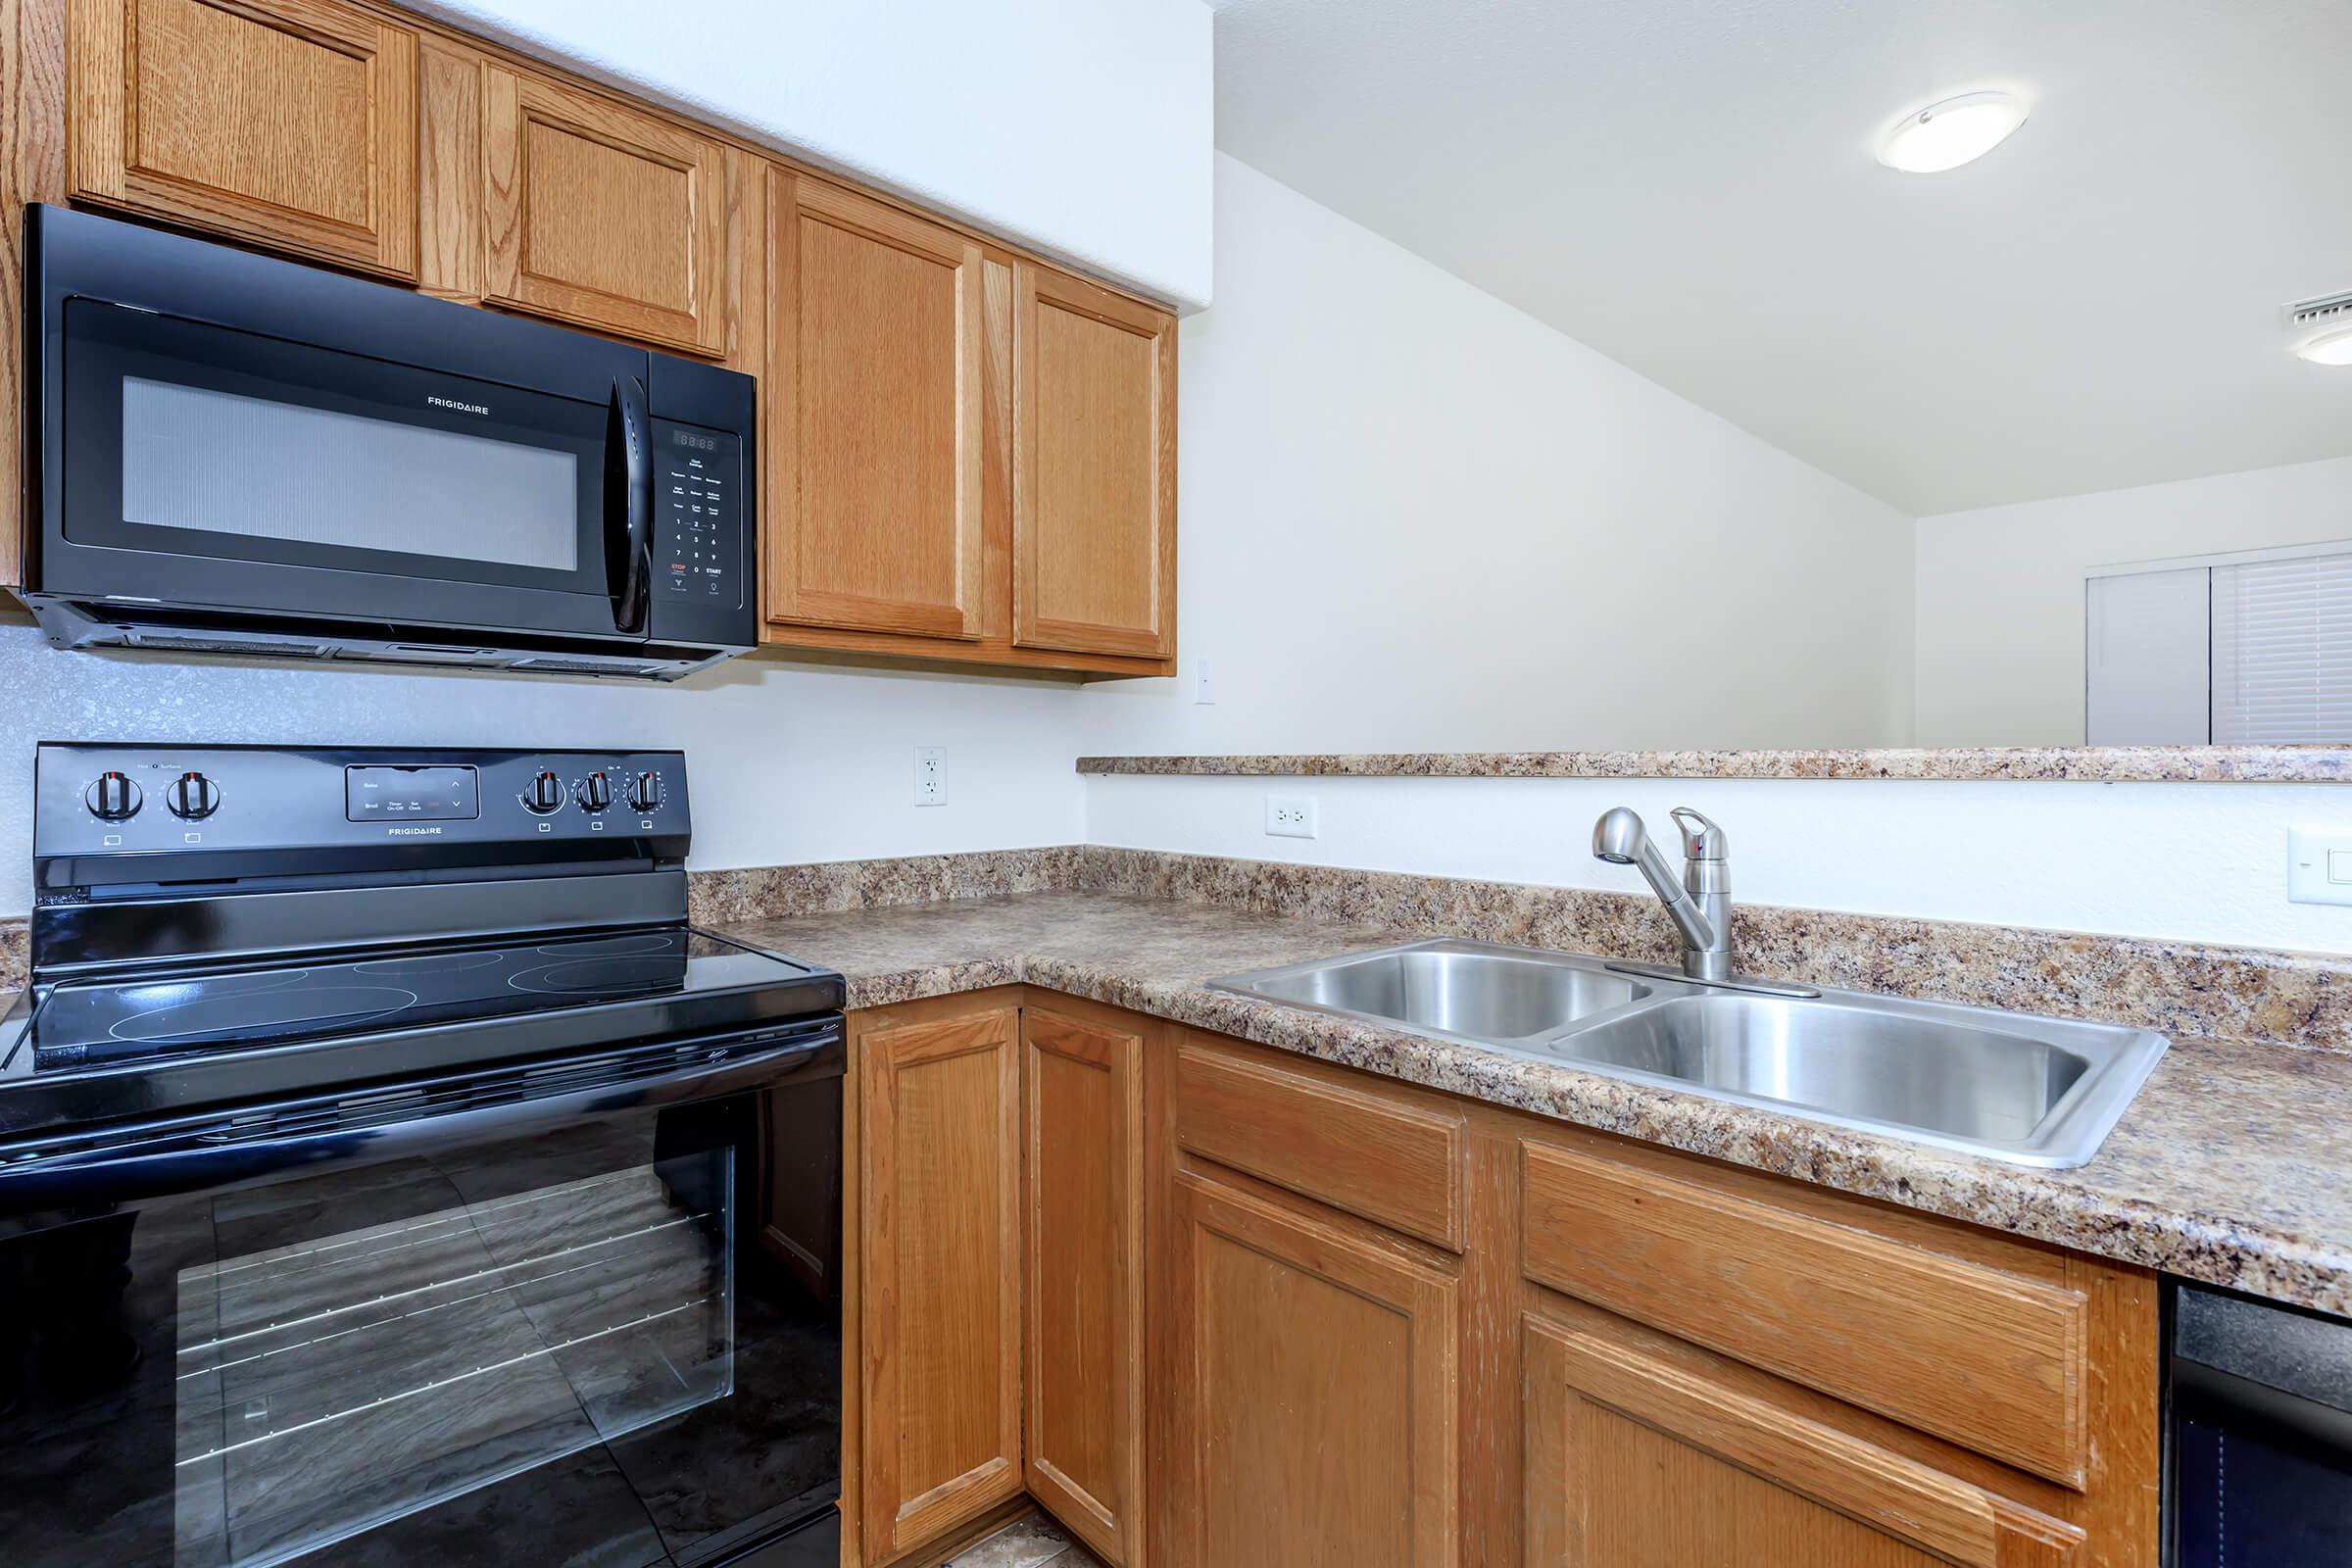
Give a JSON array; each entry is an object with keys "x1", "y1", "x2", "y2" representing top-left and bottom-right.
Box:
[
  {"x1": 1013, "y1": 262, "x2": 1176, "y2": 658},
  {"x1": 766, "y1": 171, "x2": 987, "y2": 640},
  {"x1": 480, "y1": 63, "x2": 726, "y2": 354},
  {"x1": 1023, "y1": 1005, "x2": 1146, "y2": 1565},
  {"x1": 70, "y1": 0, "x2": 418, "y2": 275},
  {"x1": 1166, "y1": 1171, "x2": 1459, "y2": 1567},
  {"x1": 857, "y1": 1004, "x2": 1023, "y2": 1561}
]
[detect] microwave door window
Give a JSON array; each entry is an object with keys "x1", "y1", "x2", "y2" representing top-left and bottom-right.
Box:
[
  {"x1": 121, "y1": 378, "x2": 580, "y2": 571},
  {"x1": 59, "y1": 299, "x2": 612, "y2": 615}
]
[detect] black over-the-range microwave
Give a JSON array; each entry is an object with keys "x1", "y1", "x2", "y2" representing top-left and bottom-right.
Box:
[{"x1": 16, "y1": 204, "x2": 757, "y2": 679}]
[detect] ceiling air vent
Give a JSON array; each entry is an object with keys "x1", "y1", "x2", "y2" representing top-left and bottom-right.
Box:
[{"x1": 2282, "y1": 290, "x2": 2352, "y2": 332}]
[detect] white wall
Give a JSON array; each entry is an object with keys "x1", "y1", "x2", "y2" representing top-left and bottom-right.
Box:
[
  {"x1": 0, "y1": 618, "x2": 1088, "y2": 919},
  {"x1": 1081, "y1": 156, "x2": 1918, "y2": 755},
  {"x1": 1915, "y1": 453, "x2": 2352, "y2": 747},
  {"x1": 1086, "y1": 773, "x2": 2352, "y2": 953},
  {"x1": 409, "y1": 0, "x2": 1214, "y2": 311}
]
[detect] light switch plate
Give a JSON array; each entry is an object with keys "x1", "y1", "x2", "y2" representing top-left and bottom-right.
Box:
[{"x1": 2287, "y1": 828, "x2": 2352, "y2": 906}]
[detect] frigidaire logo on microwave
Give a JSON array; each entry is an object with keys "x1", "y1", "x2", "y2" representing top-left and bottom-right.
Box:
[{"x1": 426, "y1": 395, "x2": 490, "y2": 416}]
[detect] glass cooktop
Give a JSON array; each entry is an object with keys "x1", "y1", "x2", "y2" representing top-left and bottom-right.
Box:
[{"x1": 10, "y1": 926, "x2": 818, "y2": 1073}]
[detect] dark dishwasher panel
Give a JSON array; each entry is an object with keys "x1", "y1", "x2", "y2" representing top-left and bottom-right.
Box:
[{"x1": 2169, "y1": 1281, "x2": 2352, "y2": 1567}]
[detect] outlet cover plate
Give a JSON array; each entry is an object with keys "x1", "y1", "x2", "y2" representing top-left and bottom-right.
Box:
[
  {"x1": 1265, "y1": 794, "x2": 1317, "y2": 839},
  {"x1": 2289, "y1": 828, "x2": 2352, "y2": 905},
  {"x1": 914, "y1": 747, "x2": 947, "y2": 808}
]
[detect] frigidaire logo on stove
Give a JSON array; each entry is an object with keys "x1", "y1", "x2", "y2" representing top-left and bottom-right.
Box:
[
  {"x1": 426, "y1": 395, "x2": 489, "y2": 416},
  {"x1": 386, "y1": 826, "x2": 444, "y2": 836}
]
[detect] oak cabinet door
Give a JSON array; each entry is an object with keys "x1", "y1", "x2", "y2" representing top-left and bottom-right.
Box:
[
  {"x1": 479, "y1": 63, "x2": 727, "y2": 354},
  {"x1": 858, "y1": 1004, "x2": 1023, "y2": 1560},
  {"x1": 69, "y1": 0, "x2": 417, "y2": 276},
  {"x1": 1012, "y1": 261, "x2": 1176, "y2": 659},
  {"x1": 1166, "y1": 1171, "x2": 1459, "y2": 1567},
  {"x1": 1523, "y1": 1314, "x2": 2062, "y2": 1568},
  {"x1": 1023, "y1": 1005, "x2": 1146, "y2": 1564},
  {"x1": 766, "y1": 171, "x2": 989, "y2": 640}
]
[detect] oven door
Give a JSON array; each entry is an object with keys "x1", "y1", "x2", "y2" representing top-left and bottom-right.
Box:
[
  {"x1": 0, "y1": 1020, "x2": 843, "y2": 1568},
  {"x1": 46, "y1": 297, "x2": 654, "y2": 643}
]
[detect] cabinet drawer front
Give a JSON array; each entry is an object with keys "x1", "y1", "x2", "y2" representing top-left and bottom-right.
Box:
[
  {"x1": 1520, "y1": 1140, "x2": 2087, "y2": 1485},
  {"x1": 72, "y1": 0, "x2": 418, "y2": 276},
  {"x1": 1175, "y1": 1044, "x2": 1465, "y2": 1250}
]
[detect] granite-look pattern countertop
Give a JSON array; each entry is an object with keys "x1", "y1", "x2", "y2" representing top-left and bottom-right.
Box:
[
  {"x1": 715, "y1": 892, "x2": 2352, "y2": 1314},
  {"x1": 1075, "y1": 746, "x2": 2352, "y2": 783}
]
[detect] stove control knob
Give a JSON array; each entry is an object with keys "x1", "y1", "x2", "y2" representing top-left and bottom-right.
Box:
[
  {"x1": 85, "y1": 771, "x2": 143, "y2": 821},
  {"x1": 626, "y1": 771, "x2": 662, "y2": 811},
  {"x1": 522, "y1": 769, "x2": 565, "y2": 814},
  {"x1": 167, "y1": 770, "x2": 220, "y2": 820},
  {"x1": 577, "y1": 770, "x2": 613, "y2": 813}
]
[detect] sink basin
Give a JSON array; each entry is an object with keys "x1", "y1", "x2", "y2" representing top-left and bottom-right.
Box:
[
  {"x1": 1213, "y1": 940, "x2": 1650, "y2": 1043},
  {"x1": 1209, "y1": 941, "x2": 2166, "y2": 1167}
]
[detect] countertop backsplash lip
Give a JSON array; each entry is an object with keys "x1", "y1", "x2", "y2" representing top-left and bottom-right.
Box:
[
  {"x1": 1080, "y1": 846, "x2": 2352, "y2": 1054},
  {"x1": 679, "y1": 844, "x2": 2351, "y2": 1054},
  {"x1": 1074, "y1": 746, "x2": 2352, "y2": 784}
]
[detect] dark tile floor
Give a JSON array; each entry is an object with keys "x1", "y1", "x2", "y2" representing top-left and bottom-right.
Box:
[{"x1": 944, "y1": 1510, "x2": 1107, "y2": 1568}]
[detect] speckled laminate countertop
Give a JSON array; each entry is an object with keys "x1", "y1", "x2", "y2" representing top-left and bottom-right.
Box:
[
  {"x1": 1075, "y1": 746, "x2": 2352, "y2": 783},
  {"x1": 714, "y1": 891, "x2": 2352, "y2": 1315}
]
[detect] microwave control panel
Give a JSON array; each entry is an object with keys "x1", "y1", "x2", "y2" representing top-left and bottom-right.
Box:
[{"x1": 654, "y1": 420, "x2": 744, "y2": 612}]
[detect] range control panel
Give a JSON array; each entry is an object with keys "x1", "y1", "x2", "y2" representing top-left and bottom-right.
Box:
[
  {"x1": 654, "y1": 419, "x2": 743, "y2": 611},
  {"x1": 33, "y1": 744, "x2": 691, "y2": 886}
]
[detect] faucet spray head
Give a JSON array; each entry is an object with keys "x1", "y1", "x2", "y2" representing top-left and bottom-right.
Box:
[{"x1": 1592, "y1": 807, "x2": 1647, "y2": 865}]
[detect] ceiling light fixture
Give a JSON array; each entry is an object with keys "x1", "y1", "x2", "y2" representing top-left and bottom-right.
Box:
[
  {"x1": 1877, "y1": 91, "x2": 2029, "y2": 173},
  {"x1": 2296, "y1": 327, "x2": 2352, "y2": 368}
]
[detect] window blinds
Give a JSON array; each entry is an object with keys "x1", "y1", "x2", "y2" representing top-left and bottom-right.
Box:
[{"x1": 2210, "y1": 551, "x2": 2352, "y2": 744}]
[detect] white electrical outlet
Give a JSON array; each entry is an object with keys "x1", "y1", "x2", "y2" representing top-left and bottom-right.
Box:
[
  {"x1": 1192, "y1": 657, "x2": 1216, "y2": 705},
  {"x1": 913, "y1": 747, "x2": 948, "y2": 807},
  {"x1": 1264, "y1": 794, "x2": 1317, "y2": 838},
  {"x1": 2289, "y1": 828, "x2": 2352, "y2": 906}
]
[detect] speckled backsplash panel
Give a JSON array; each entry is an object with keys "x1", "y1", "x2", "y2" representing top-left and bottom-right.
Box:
[
  {"x1": 1078, "y1": 847, "x2": 2352, "y2": 1054},
  {"x1": 686, "y1": 846, "x2": 1089, "y2": 927},
  {"x1": 0, "y1": 919, "x2": 23, "y2": 991}
]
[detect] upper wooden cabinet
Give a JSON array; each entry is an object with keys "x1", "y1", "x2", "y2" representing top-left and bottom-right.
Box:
[
  {"x1": 1013, "y1": 262, "x2": 1177, "y2": 660},
  {"x1": 68, "y1": 0, "x2": 418, "y2": 276},
  {"x1": 765, "y1": 171, "x2": 988, "y2": 640},
  {"x1": 478, "y1": 63, "x2": 728, "y2": 355}
]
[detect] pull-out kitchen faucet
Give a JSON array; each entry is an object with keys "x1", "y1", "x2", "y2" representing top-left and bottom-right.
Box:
[{"x1": 1592, "y1": 806, "x2": 1733, "y2": 983}]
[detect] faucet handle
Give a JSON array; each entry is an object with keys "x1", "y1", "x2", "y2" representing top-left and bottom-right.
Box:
[{"x1": 1670, "y1": 807, "x2": 1727, "y2": 861}]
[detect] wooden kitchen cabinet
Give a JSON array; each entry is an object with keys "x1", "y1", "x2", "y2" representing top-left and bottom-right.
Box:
[
  {"x1": 1012, "y1": 262, "x2": 1178, "y2": 660},
  {"x1": 478, "y1": 61, "x2": 729, "y2": 355},
  {"x1": 1021, "y1": 1002, "x2": 1148, "y2": 1565},
  {"x1": 853, "y1": 999, "x2": 1024, "y2": 1563},
  {"x1": 764, "y1": 170, "x2": 989, "y2": 640},
  {"x1": 1164, "y1": 1168, "x2": 1461, "y2": 1567},
  {"x1": 68, "y1": 0, "x2": 419, "y2": 276},
  {"x1": 1524, "y1": 1311, "x2": 2041, "y2": 1568}
]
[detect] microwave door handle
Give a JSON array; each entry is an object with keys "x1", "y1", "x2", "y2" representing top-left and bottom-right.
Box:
[{"x1": 608, "y1": 375, "x2": 652, "y2": 634}]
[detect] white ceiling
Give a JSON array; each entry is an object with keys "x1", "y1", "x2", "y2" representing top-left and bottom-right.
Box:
[{"x1": 1210, "y1": 0, "x2": 2352, "y2": 515}]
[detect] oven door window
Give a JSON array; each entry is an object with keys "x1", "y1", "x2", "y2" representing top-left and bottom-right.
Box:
[
  {"x1": 0, "y1": 1089, "x2": 840, "y2": 1568},
  {"x1": 59, "y1": 299, "x2": 620, "y2": 633}
]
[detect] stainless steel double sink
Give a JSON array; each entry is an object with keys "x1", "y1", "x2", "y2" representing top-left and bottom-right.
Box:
[{"x1": 1209, "y1": 940, "x2": 2166, "y2": 1168}]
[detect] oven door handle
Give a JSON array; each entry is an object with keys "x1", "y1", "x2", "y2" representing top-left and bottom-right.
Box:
[
  {"x1": 607, "y1": 374, "x2": 652, "y2": 635},
  {"x1": 0, "y1": 1024, "x2": 842, "y2": 1208}
]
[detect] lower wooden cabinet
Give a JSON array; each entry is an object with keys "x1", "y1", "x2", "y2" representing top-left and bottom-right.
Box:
[
  {"x1": 854, "y1": 1001, "x2": 1024, "y2": 1562},
  {"x1": 1022, "y1": 1004, "x2": 1148, "y2": 1564},
  {"x1": 845, "y1": 995, "x2": 2160, "y2": 1568},
  {"x1": 1525, "y1": 1313, "x2": 2048, "y2": 1568},
  {"x1": 1163, "y1": 1169, "x2": 1461, "y2": 1567}
]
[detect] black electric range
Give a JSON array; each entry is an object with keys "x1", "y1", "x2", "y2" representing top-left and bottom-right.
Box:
[{"x1": 0, "y1": 743, "x2": 846, "y2": 1568}]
